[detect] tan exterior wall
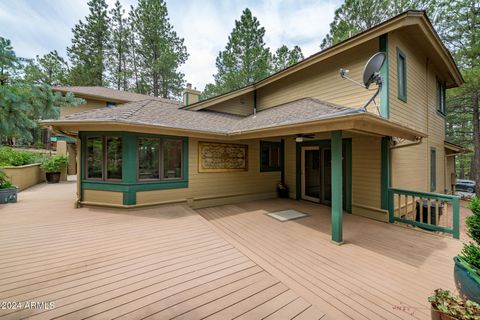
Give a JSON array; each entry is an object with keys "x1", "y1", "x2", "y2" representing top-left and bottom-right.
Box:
[
  {"x1": 60, "y1": 98, "x2": 107, "y2": 117},
  {"x1": 445, "y1": 155, "x2": 456, "y2": 194},
  {"x1": 83, "y1": 190, "x2": 123, "y2": 205},
  {"x1": 3, "y1": 164, "x2": 45, "y2": 191},
  {"x1": 207, "y1": 91, "x2": 254, "y2": 116},
  {"x1": 136, "y1": 137, "x2": 280, "y2": 208},
  {"x1": 389, "y1": 31, "x2": 447, "y2": 194},
  {"x1": 256, "y1": 39, "x2": 380, "y2": 114}
]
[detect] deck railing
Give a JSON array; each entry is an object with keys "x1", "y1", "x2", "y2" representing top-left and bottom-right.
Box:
[{"x1": 388, "y1": 188, "x2": 460, "y2": 239}]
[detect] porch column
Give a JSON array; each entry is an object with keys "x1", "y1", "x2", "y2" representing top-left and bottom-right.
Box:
[{"x1": 331, "y1": 130, "x2": 343, "y2": 244}]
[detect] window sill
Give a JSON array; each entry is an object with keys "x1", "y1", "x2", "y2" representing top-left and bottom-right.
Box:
[
  {"x1": 436, "y1": 110, "x2": 446, "y2": 118},
  {"x1": 397, "y1": 95, "x2": 407, "y2": 103}
]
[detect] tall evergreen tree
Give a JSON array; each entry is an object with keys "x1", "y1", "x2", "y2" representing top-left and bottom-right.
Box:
[
  {"x1": 130, "y1": 0, "x2": 188, "y2": 98},
  {"x1": 107, "y1": 0, "x2": 131, "y2": 91},
  {"x1": 272, "y1": 45, "x2": 304, "y2": 72},
  {"x1": 67, "y1": 0, "x2": 109, "y2": 86},
  {"x1": 0, "y1": 37, "x2": 20, "y2": 85},
  {"x1": 320, "y1": 0, "x2": 439, "y2": 49},
  {"x1": 205, "y1": 8, "x2": 271, "y2": 98},
  {"x1": 23, "y1": 51, "x2": 69, "y2": 86}
]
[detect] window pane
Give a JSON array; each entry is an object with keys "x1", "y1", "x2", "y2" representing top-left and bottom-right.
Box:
[
  {"x1": 163, "y1": 139, "x2": 183, "y2": 179},
  {"x1": 106, "y1": 137, "x2": 122, "y2": 180},
  {"x1": 138, "y1": 138, "x2": 160, "y2": 180},
  {"x1": 270, "y1": 146, "x2": 280, "y2": 168},
  {"x1": 86, "y1": 137, "x2": 103, "y2": 179},
  {"x1": 261, "y1": 145, "x2": 270, "y2": 168},
  {"x1": 399, "y1": 56, "x2": 405, "y2": 95}
]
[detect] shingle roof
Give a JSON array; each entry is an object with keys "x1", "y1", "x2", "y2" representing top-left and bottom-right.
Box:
[
  {"x1": 52, "y1": 86, "x2": 179, "y2": 104},
  {"x1": 55, "y1": 97, "x2": 360, "y2": 134}
]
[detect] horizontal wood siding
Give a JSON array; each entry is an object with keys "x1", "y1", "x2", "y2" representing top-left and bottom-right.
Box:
[
  {"x1": 83, "y1": 189, "x2": 123, "y2": 205},
  {"x1": 136, "y1": 138, "x2": 280, "y2": 207},
  {"x1": 207, "y1": 92, "x2": 254, "y2": 116},
  {"x1": 256, "y1": 39, "x2": 379, "y2": 113},
  {"x1": 60, "y1": 98, "x2": 107, "y2": 117},
  {"x1": 389, "y1": 31, "x2": 447, "y2": 194}
]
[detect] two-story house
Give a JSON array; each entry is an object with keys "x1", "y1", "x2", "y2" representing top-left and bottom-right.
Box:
[{"x1": 43, "y1": 10, "x2": 467, "y2": 243}]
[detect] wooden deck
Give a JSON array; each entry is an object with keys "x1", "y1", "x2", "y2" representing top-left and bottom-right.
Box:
[
  {"x1": 0, "y1": 182, "x2": 320, "y2": 319},
  {"x1": 197, "y1": 199, "x2": 464, "y2": 320}
]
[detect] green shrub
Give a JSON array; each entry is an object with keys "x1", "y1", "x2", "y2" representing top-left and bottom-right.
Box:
[
  {"x1": 0, "y1": 169, "x2": 13, "y2": 189},
  {"x1": 40, "y1": 154, "x2": 68, "y2": 173},
  {"x1": 466, "y1": 213, "x2": 480, "y2": 245},
  {"x1": 460, "y1": 243, "x2": 480, "y2": 270},
  {"x1": 0, "y1": 147, "x2": 41, "y2": 167},
  {"x1": 429, "y1": 289, "x2": 480, "y2": 319},
  {"x1": 469, "y1": 196, "x2": 480, "y2": 216}
]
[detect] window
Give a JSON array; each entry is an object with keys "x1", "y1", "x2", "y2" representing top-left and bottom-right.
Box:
[
  {"x1": 260, "y1": 141, "x2": 282, "y2": 172},
  {"x1": 137, "y1": 137, "x2": 184, "y2": 181},
  {"x1": 106, "y1": 102, "x2": 116, "y2": 108},
  {"x1": 430, "y1": 148, "x2": 436, "y2": 192},
  {"x1": 397, "y1": 48, "x2": 407, "y2": 102},
  {"x1": 85, "y1": 136, "x2": 123, "y2": 180},
  {"x1": 437, "y1": 80, "x2": 446, "y2": 114}
]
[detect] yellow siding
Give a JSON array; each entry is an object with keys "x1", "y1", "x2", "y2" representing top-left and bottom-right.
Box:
[
  {"x1": 206, "y1": 92, "x2": 254, "y2": 116},
  {"x1": 389, "y1": 31, "x2": 447, "y2": 194},
  {"x1": 256, "y1": 39, "x2": 379, "y2": 114},
  {"x1": 445, "y1": 155, "x2": 455, "y2": 194},
  {"x1": 83, "y1": 190, "x2": 123, "y2": 205},
  {"x1": 136, "y1": 137, "x2": 280, "y2": 208},
  {"x1": 61, "y1": 99, "x2": 106, "y2": 117}
]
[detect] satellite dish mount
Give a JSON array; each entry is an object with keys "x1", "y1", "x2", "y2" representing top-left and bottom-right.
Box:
[{"x1": 339, "y1": 52, "x2": 386, "y2": 112}]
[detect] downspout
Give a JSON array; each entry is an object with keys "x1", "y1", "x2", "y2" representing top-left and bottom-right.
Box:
[
  {"x1": 389, "y1": 137, "x2": 423, "y2": 150},
  {"x1": 253, "y1": 89, "x2": 257, "y2": 117}
]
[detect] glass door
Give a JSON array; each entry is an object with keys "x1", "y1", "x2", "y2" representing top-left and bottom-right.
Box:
[{"x1": 301, "y1": 146, "x2": 320, "y2": 202}]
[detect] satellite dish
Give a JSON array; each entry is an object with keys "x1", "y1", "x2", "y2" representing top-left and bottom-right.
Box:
[
  {"x1": 362, "y1": 52, "x2": 386, "y2": 89},
  {"x1": 339, "y1": 52, "x2": 386, "y2": 112}
]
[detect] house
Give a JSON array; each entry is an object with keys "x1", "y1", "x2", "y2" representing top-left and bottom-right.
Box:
[
  {"x1": 43, "y1": 10, "x2": 467, "y2": 243},
  {"x1": 51, "y1": 86, "x2": 160, "y2": 175}
]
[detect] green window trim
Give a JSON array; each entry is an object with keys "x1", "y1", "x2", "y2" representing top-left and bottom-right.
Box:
[
  {"x1": 430, "y1": 147, "x2": 437, "y2": 192},
  {"x1": 397, "y1": 47, "x2": 407, "y2": 102},
  {"x1": 260, "y1": 141, "x2": 283, "y2": 172},
  {"x1": 437, "y1": 79, "x2": 446, "y2": 115},
  {"x1": 84, "y1": 135, "x2": 123, "y2": 182},
  {"x1": 80, "y1": 131, "x2": 189, "y2": 206}
]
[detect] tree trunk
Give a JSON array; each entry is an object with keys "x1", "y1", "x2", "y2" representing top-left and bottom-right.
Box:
[{"x1": 473, "y1": 93, "x2": 480, "y2": 196}]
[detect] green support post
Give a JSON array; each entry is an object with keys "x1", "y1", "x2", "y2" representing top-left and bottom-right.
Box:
[
  {"x1": 452, "y1": 196, "x2": 460, "y2": 239},
  {"x1": 388, "y1": 189, "x2": 395, "y2": 223},
  {"x1": 331, "y1": 130, "x2": 343, "y2": 244}
]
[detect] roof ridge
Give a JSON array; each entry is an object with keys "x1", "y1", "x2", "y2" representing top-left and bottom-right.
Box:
[{"x1": 117, "y1": 100, "x2": 153, "y2": 120}]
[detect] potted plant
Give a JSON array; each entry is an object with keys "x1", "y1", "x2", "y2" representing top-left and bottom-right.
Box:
[
  {"x1": 40, "y1": 154, "x2": 68, "y2": 184},
  {"x1": 0, "y1": 169, "x2": 17, "y2": 204},
  {"x1": 429, "y1": 289, "x2": 480, "y2": 319},
  {"x1": 454, "y1": 196, "x2": 480, "y2": 303},
  {"x1": 277, "y1": 182, "x2": 289, "y2": 198}
]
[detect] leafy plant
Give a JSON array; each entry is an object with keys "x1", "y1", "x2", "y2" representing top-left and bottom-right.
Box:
[
  {"x1": 0, "y1": 147, "x2": 41, "y2": 167},
  {"x1": 40, "y1": 154, "x2": 68, "y2": 173},
  {"x1": 461, "y1": 243, "x2": 480, "y2": 270},
  {"x1": 429, "y1": 289, "x2": 480, "y2": 319},
  {"x1": 0, "y1": 169, "x2": 13, "y2": 189}
]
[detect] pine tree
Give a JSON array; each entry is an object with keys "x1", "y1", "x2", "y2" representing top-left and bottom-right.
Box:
[
  {"x1": 130, "y1": 0, "x2": 188, "y2": 98},
  {"x1": 67, "y1": 0, "x2": 109, "y2": 86},
  {"x1": 0, "y1": 37, "x2": 20, "y2": 85},
  {"x1": 272, "y1": 45, "x2": 304, "y2": 73},
  {"x1": 107, "y1": 0, "x2": 131, "y2": 91},
  {"x1": 208, "y1": 8, "x2": 271, "y2": 97},
  {"x1": 24, "y1": 51, "x2": 69, "y2": 86},
  {"x1": 320, "y1": 0, "x2": 439, "y2": 49}
]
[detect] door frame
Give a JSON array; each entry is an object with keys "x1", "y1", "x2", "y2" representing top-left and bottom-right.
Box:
[
  {"x1": 296, "y1": 138, "x2": 352, "y2": 213},
  {"x1": 301, "y1": 146, "x2": 321, "y2": 202}
]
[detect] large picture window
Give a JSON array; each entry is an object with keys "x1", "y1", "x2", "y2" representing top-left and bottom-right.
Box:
[
  {"x1": 85, "y1": 136, "x2": 123, "y2": 180},
  {"x1": 138, "y1": 137, "x2": 183, "y2": 181}
]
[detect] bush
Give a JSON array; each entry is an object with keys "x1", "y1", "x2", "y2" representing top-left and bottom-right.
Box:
[
  {"x1": 461, "y1": 243, "x2": 480, "y2": 270},
  {"x1": 40, "y1": 154, "x2": 68, "y2": 173},
  {"x1": 0, "y1": 169, "x2": 13, "y2": 189},
  {"x1": 470, "y1": 197, "x2": 480, "y2": 217},
  {"x1": 0, "y1": 147, "x2": 42, "y2": 167},
  {"x1": 429, "y1": 289, "x2": 480, "y2": 319}
]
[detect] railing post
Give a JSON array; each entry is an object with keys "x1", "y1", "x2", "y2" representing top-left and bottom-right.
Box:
[
  {"x1": 388, "y1": 189, "x2": 394, "y2": 223},
  {"x1": 452, "y1": 196, "x2": 460, "y2": 239}
]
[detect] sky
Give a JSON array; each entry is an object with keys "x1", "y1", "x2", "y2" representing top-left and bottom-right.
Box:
[{"x1": 0, "y1": 0, "x2": 341, "y2": 91}]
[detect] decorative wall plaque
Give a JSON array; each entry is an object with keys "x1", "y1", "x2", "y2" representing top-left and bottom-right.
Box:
[{"x1": 198, "y1": 142, "x2": 248, "y2": 172}]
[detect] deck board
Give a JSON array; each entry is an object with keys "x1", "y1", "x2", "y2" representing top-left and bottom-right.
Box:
[
  {"x1": 0, "y1": 182, "x2": 317, "y2": 320},
  {"x1": 197, "y1": 199, "x2": 463, "y2": 320}
]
